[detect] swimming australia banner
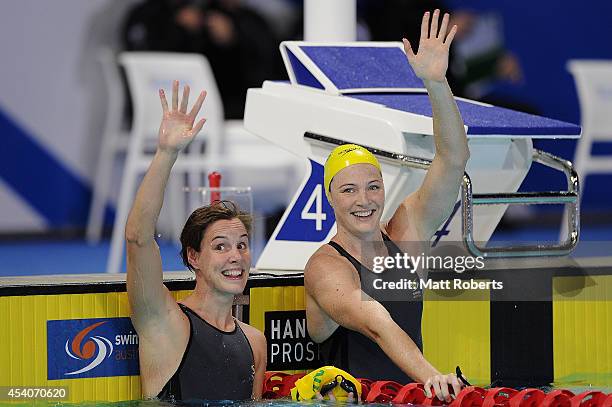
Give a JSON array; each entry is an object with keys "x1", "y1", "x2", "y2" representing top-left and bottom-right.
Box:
[{"x1": 47, "y1": 317, "x2": 139, "y2": 380}]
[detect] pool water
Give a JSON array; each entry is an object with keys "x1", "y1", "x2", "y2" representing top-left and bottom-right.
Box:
[
  {"x1": 0, "y1": 400, "x2": 361, "y2": 407},
  {"x1": 2, "y1": 391, "x2": 611, "y2": 407},
  {"x1": 1, "y1": 381, "x2": 610, "y2": 407}
]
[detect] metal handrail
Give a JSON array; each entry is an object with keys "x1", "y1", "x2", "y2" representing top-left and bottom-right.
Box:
[{"x1": 304, "y1": 132, "x2": 580, "y2": 258}]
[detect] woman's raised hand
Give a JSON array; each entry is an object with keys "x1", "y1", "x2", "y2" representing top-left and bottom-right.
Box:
[
  {"x1": 157, "y1": 80, "x2": 207, "y2": 153},
  {"x1": 402, "y1": 9, "x2": 457, "y2": 83}
]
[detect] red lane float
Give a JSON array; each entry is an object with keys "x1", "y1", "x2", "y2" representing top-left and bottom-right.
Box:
[
  {"x1": 358, "y1": 378, "x2": 373, "y2": 400},
  {"x1": 393, "y1": 383, "x2": 427, "y2": 404},
  {"x1": 508, "y1": 389, "x2": 546, "y2": 407},
  {"x1": 449, "y1": 387, "x2": 486, "y2": 407},
  {"x1": 364, "y1": 380, "x2": 403, "y2": 403},
  {"x1": 483, "y1": 387, "x2": 519, "y2": 406},
  {"x1": 281, "y1": 372, "x2": 306, "y2": 395},
  {"x1": 262, "y1": 371, "x2": 289, "y2": 399},
  {"x1": 570, "y1": 391, "x2": 607, "y2": 407},
  {"x1": 261, "y1": 371, "x2": 611, "y2": 406},
  {"x1": 262, "y1": 371, "x2": 305, "y2": 398},
  {"x1": 541, "y1": 389, "x2": 575, "y2": 407},
  {"x1": 423, "y1": 395, "x2": 447, "y2": 406}
]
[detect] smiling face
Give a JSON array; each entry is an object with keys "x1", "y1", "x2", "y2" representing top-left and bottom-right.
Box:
[
  {"x1": 187, "y1": 218, "x2": 251, "y2": 295},
  {"x1": 328, "y1": 163, "x2": 385, "y2": 238}
]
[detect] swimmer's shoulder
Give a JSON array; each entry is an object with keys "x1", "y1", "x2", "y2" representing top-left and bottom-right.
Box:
[
  {"x1": 305, "y1": 244, "x2": 359, "y2": 286},
  {"x1": 237, "y1": 320, "x2": 265, "y2": 343},
  {"x1": 312, "y1": 241, "x2": 340, "y2": 257},
  {"x1": 307, "y1": 243, "x2": 348, "y2": 270},
  {"x1": 236, "y1": 321, "x2": 266, "y2": 363},
  {"x1": 382, "y1": 214, "x2": 424, "y2": 242}
]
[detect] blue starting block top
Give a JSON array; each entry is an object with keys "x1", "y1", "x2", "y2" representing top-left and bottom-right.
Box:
[
  {"x1": 280, "y1": 42, "x2": 581, "y2": 138},
  {"x1": 282, "y1": 42, "x2": 425, "y2": 92},
  {"x1": 300, "y1": 46, "x2": 424, "y2": 91},
  {"x1": 351, "y1": 94, "x2": 581, "y2": 137}
]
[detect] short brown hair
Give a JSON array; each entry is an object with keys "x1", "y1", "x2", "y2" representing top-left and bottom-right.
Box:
[{"x1": 180, "y1": 200, "x2": 252, "y2": 271}]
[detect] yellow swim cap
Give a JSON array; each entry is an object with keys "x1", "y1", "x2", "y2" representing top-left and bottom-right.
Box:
[
  {"x1": 324, "y1": 144, "x2": 381, "y2": 200},
  {"x1": 291, "y1": 366, "x2": 362, "y2": 402}
]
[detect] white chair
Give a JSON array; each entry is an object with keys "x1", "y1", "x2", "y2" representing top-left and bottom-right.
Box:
[
  {"x1": 561, "y1": 60, "x2": 612, "y2": 240},
  {"x1": 106, "y1": 51, "x2": 303, "y2": 273},
  {"x1": 86, "y1": 49, "x2": 130, "y2": 243},
  {"x1": 107, "y1": 52, "x2": 225, "y2": 274}
]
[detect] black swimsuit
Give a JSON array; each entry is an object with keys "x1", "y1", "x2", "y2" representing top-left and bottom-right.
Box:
[
  {"x1": 319, "y1": 233, "x2": 423, "y2": 383},
  {"x1": 157, "y1": 304, "x2": 255, "y2": 402}
]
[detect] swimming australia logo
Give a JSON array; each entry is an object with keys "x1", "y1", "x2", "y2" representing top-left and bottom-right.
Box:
[
  {"x1": 64, "y1": 321, "x2": 114, "y2": 375},
  {"x1": 47, "y1": 317, "x2": 139, "y2": 379}
]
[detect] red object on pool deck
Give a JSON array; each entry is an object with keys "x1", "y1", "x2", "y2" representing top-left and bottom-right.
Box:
[{"x1": 208, "y1": 171, "x2": 221, "y2": 203}]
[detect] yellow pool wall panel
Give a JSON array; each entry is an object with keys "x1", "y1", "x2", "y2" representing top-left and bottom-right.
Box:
[
  {"x1": 422, "y1": 286, "x2": 491, "y2": 385},
  {"x1": 0, "y1": 290, "x2": 192, "y2": 403},
  {"x1": 553, "y1": 275, "x2": 612, "y2": 387},
  {"x1": 249, "y1": 286, "x2": 307, "y2": 374},
  {"x1": 3, "y1": 273, "x2": 610, "y2": 402}
]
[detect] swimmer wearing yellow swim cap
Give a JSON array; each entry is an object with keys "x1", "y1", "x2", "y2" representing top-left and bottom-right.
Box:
[
  {"x1": 324, "y1": 144, "x2": 382, "y2": 199},
  {"x1": 323, "y1": 143, "x2": 385, "y2": 237},
  {"x1": 305, "y1": 9, "x2": 470, "y2": 404}
]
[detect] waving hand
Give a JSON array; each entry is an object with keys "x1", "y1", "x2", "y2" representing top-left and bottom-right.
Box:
[
  {"x1": 403, "y1": 10, "x2": 457, "y2": 83},
  {"x1": 158, "y1": 80, "x2": 207, "y2": 153}
]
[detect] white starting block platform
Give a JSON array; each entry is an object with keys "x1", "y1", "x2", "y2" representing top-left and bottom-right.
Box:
[{"x1": 244, "y1": 42, "x2": 582, "y2": 271}]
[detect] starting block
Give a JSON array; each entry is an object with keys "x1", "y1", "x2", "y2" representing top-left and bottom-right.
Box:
[{"x1": 244, "y1": 42, "x2": 581, "y2": 271}]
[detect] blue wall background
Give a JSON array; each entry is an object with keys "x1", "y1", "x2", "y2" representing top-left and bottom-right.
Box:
[
  {"x1": 1, "y1": 1, "x2": 610, "y2": 233},
  {"x1": 445, "y1": 0, "x2": 612, "y2": 210}
]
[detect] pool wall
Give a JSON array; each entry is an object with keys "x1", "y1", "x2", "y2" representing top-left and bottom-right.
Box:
[{"x1": 0, "y1": 266, "x2": 610, "y2": 402}]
